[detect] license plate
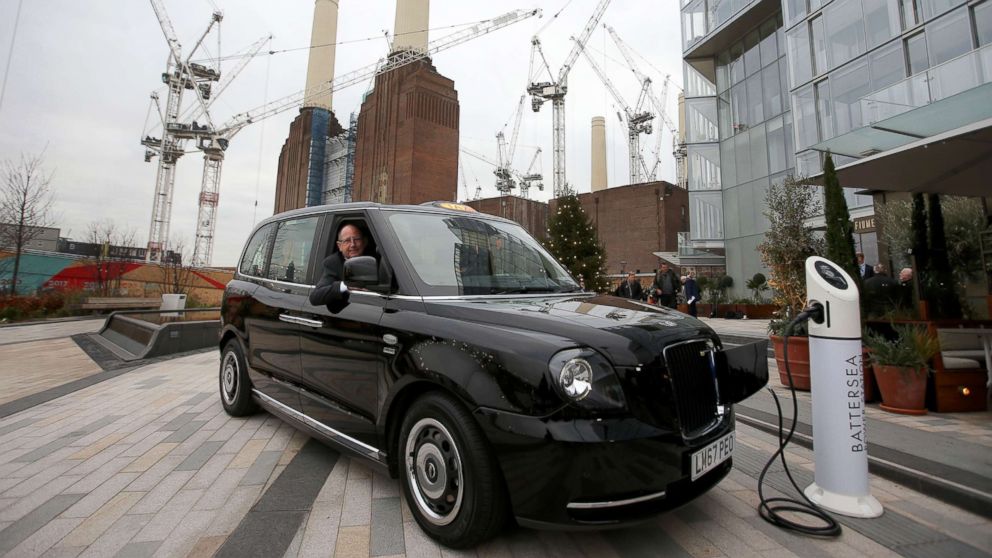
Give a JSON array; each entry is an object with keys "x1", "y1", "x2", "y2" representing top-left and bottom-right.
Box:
[{"x1": 691, "y1": 432, "x2": 734, "y2": 481}]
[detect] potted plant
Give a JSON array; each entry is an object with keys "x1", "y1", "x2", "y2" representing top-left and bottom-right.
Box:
[
  {"x1": 864, "y1": 325, "x2": 940, "y2": 415},
  {"x1": 758, "y1": 176, "x2": 824, "y2": 391}
]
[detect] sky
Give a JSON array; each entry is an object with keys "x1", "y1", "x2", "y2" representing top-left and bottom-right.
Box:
[{"x1": 0, "y1": 0, "x2": 683, "y2": 267}]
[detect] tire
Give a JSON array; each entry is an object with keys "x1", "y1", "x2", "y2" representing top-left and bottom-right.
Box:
[
  {"x1": 398, "y1": 392, "x2": 508, "y2": 548},
  {"x1": 219, "y1": 340, "x2": 258, "y2": 417}
]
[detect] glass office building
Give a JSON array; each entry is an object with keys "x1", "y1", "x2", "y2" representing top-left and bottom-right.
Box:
[{"x1": 681, "y1": 0, "x2": 992, "y2": 294}]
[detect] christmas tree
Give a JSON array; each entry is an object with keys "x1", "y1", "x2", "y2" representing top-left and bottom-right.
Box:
[{"x1": 544, "y1": 186, "x2": 608, "y2": 292}]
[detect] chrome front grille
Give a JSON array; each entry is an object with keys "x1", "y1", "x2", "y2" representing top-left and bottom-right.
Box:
[{"x1": 663, "y1": 339, "x2": 720, "y2": 439}]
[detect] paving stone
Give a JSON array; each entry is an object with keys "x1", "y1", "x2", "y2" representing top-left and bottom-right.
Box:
[
  {"x1": 60, "y1": 491, "x2": 144, "y2": 547},
  {"x1": 228, "y1": 438, "x2": 268, "y2": 468},
  {"x1": 370, "y1": 497, "x2": 404, "y2": 556},
  {"x1": 130, "y1": 469, "x2": 195, "y2": 515},
  {"x1": 62, "y1": 472, "x2": 140, "y2": 518},
  {"x1": 161, "y1": 420, "x2": 207, "y2": 444},
  {"x1": 40, "y1": 545, "x2": 85, "y2": 558},
  {"x1": 126, "y1": 454, "x2": 184, "y2": 492},
  {"x1": 120, "y1": 442, "x2": 178, "y2": 474},
  {"x1": 372, "y1": 471, "x2": 399, "y2": 500},
  {"x1": 0, "y1": 493, "x2": 83, "y2": 554},
  {"x1": 68, "y1": 433, "x2": 128, "y2": 461},
  {"x1": 335, "y1": 524, "x2": 372, "y2": 558},
  {"x1": 65, "y1": 456, "x2": 133, "y2": 494},
  {"x1": 203, "y1": 484, "x2": 264, "y2": 537},
  {"x1": 297, "y1": 498, "x2": 344, "y2": 558},
  {"x1": 131, "y1": 488, "x2": 203, "y2": 543},
  {"x1": 3, "y1": 460, "x2": 79, "y2": 499},
  {"x1": 240, "y1": 450, "x2": 282, "y2": 486},
  {"x1": 401, "y1": 520, "x2": 441, "y2": 558},
  {"x1": 214, "y1": 510, "x2": 307, "y2": 558},
  {"x1": 114, "y1": 541, "x2": 162, "y2": 558},
  {"x1": 193, "y1": 467, "x2": 248, "y2": 511},
  {"x1": 6, "y1": 516, "x2": 84, "y2": 558},
  {"x1": 0, "y1": 475, "x2": 80, "y2": 523},
  {"x1": 340, "y1": 473, "x2": 372, "y2": 528},
  {"x1": 161, "y1": 412, "x2": 201, "y2": 434},
  {"x1": 0, "y1": 417, "x2": 39, "y2": 438},
  {"x1": 175, "y1": 440, "x2": 225, "y2": 472},
  {"x1": 604, "y1": 520, "x2": 694, "y2": 558},
  {"x1": 185, "y1": 535, "x2": 227, "y2": 558},
  {"x1": 77, "y1": 513, "x2": 153, "y2": 558},
  {"x1": 149, "y1": 509, "x2": 214, "y2": 558}
]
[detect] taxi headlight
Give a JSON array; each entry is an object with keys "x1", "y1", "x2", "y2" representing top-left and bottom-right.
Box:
[{"x1": 549, "y1": 348, "x2": 626, "y2": 410}]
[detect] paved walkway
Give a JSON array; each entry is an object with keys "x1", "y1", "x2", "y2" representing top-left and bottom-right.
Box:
[{"x1": 0, "y1": 319, "x2": 989, "y2": 557}]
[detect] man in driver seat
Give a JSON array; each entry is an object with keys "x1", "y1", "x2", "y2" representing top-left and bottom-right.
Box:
[{"x1": 310, "y1": 223, "x2": 371, "y2": 311}]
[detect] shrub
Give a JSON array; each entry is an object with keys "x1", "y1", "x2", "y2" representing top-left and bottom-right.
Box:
[{"x1": 864, "y1": 325, "x2": 939, "y2": 372}]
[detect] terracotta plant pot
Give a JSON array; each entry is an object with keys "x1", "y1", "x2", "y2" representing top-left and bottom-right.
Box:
[
  {"x1": 874, "y1": 364, "x2": 928, "y2": 415},
  {"x1": 770, "y1": 335, "x2": 810, "y2": 391}
]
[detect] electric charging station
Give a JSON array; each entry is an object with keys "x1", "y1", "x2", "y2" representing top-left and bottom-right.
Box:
[{"x1": 803, "y1": 256, "x2": 883, "y2": 518}]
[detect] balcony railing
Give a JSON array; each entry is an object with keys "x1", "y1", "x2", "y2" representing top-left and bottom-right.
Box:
[{"x1": 860, "y1": 44, "x2": 992, "y2": 126}]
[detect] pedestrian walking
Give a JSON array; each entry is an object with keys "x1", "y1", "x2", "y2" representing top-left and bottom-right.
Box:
[{"x1": 651, "y1": 263, "x2": 680, "y2": 309}]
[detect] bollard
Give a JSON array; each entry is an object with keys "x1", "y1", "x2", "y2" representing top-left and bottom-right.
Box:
[{"x1": 803, "y1": 256, "x2": 883, "y2": 518}]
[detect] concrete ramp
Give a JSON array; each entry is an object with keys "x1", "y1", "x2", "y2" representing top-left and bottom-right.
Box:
[{"x1": 89, "y1": 309, "x2": 220, "y2": 361}]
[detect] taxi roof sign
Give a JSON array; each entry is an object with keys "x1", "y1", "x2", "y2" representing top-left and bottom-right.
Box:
[{"x1": 422, "y1": 201, "x2": 477, "y2": 212}]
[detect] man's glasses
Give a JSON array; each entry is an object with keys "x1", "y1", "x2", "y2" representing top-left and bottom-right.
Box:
[{"x1": 336, "y1": 236, "x2": 364, "y2": 246}]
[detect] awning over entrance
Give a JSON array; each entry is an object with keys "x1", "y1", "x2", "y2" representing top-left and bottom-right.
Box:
[{"x1": 811, "y1": 117, "x2": 992, "y2": 197}]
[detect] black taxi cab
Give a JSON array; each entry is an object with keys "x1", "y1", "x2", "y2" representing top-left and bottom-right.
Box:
[{"x1": 219, "y1": 201, "x2": 767, "y2": 548}]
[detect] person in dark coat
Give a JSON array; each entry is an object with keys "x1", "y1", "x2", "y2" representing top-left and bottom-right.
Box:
[
  {"x1": 682, "y1": 272, "x2": 701, "y2": 317},
  {"x1": 614, "y1": 272, "x2": 643, "y2": 300},
  {"x1": 857, "y1": 252, "x2": 875, "y2": 279},
  {"x1": 651, "y1": 263, "x2": 681, "y2": 308},
  {"x1": 309, "y1": 223, "x2": 371, "y2": 312}
]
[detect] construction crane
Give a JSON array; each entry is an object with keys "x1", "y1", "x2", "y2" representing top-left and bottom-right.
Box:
[
  {"x1": 495, "y1": 94, "x2": 526, "y2": 195},
  {"x1": 528, "y1": 0, "x2": 611, "y2": 197},
  {"x1": 141, "y1": 0, "x2": 222, "y2": 263},
  {"x1": 605, "y1": 24, "x2": 683, "y2": 182},
  {"x1": 518, "y1": 147, "x2": 544, "y2": 199},
  {"x1": 144, "y1": 7, "x2": 541, "y2": 267},
  {"x1": 573, "y1": 38, "x2": 654, "y2": 185},
  {"x1": 187, "y1": 8, "x2": 542, "y2": 266},
  {"x1": 461, "y1": 145, "x2": 543, "y2": 197}
]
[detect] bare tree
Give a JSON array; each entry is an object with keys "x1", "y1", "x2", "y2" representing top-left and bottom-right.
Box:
[
  {"x1": 161, "y1": 236, "x2": 194, "y2": 296},
  {"x1": 85, "y1": 219, "x2": 138, "y2": 296},
  {"x1": 0, "y1": 154, "x2": 56, "y2": 295}
]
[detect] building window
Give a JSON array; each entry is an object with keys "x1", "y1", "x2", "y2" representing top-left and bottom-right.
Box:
[
  {"x1": 689, "y1": 192, "x2": 724, "y2": 240},
  {"x1": 825, "y1": 0, "x2": 867, "y2": 68},
  {"x1": 759, "y1": 18, "x2": 779, "y2": 68},
  {"x1": 977, "y1": 0, "x2": 992, "y2": 46},
  {"x1": 830, "y1": 58, "x2": 870, "y2": 135},
  {"x1": 787, "y1": 24, "x2": 813, "y2": 87},
  {"x1": 868, "y1": 40, "x2": 906, "y2": 90},
  {"x1": 785, "y1": 0, "x2": 809, "y2": 26},
  {"x1": 767, "y1": 116, "x2": 788, "y2": 174},
  {"x1": 906, "y1": 32, "x2": 929, "y2": 75},
  {"x1": 746, "y1": 73, "x2": 765, "y2": 125},
  {"x1": 744, "y1": 30, "x2": 762, "y2": 77},
  {"x1": 900, "y1": 0, "x2": 922, "y2": 29},
  {"x1": 793, "y1": 84, "x2": 818, "y2": 150},
  {"x1": 683, "y1": 0, "x2": 708, "y2": 49},
  {"x1": 796, "y1": 149, "x2": 822, "y2": 177},
  {"x1": 762, "y1": 62, "x2": 783, "y2": 118},
  {"x1": 687, "y1": 144, "x2": 722, "y2": 191},
  {"x1": 687, "y1": 98, "x2": 720, "y2": 142},
  {"x1": 735, "y1": 131, "x2": 753, "y2": 183},
  {"x1": 925, "y1": 0, "x2": 968, "y2": 20},
  {"x1": 730, "y1": 42, "x2": 746, "y2": 85},
  {"x1": 685, "y1": 63, "x2": 717, "y2": 97},
  {"x1": 731, "y1": 83, "x2": 748, "y2": 133},
  {"x1": 811, "y1": 16, "x2": 828, "y2": 76},
  {"x1": 815, "y1": 80, "x2": 833, "y2": 141},
  {"x1": 927, "y1": 7, "x2": 972, "y2": 66},
  {"x1": 865, "y1": 0, "x2": 901, "y2": 49},
  {"x1": 749, "y1": 123, "x2": 769, "y2": 179},
  {"x1": 716, "y1": 51, "x2": 731, "y2": 93}
]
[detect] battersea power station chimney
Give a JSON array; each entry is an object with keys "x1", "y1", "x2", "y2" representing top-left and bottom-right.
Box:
[
  {"x1": 351, "y1": 0, "x2": 459, "y2": 205},
  {"x1": 303, "y1": 0, "x2": 339, "y2": 110},
  {"x1": 392, "y1": 0, "x2": 429, "y2": 53},
  {"x1": 591, "y1": 116, "x2": 607, "y2": 192},
  {"x1": 273, "y1": 0, "x2": 346, "y2": 214}
]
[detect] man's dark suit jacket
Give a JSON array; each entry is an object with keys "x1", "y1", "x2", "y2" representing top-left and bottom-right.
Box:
[
  {"x1": 309, "y1": 252, "x2": 350, "y2": 311},
  {"x1": 614, "y1": 280, "x2": 643, "y2": 300}
]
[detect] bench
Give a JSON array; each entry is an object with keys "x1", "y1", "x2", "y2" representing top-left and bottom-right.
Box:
[
  {"x1": 931, "y1": 327, "x2": 989, "y2": 413},
  {"x1": 80, "y1": 297, "x2": 162, "y2": 312}
]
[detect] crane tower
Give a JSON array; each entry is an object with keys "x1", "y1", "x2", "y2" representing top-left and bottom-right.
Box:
[{"x1": 527, "y1": 0, "x2": 610, "y2": 197}]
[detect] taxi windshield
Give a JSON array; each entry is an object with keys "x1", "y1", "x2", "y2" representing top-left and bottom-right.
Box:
[{"x1": 387, "y1": 212, "x2": 580, "y2": 295}]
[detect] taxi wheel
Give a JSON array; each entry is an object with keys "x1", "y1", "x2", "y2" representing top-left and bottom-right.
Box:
[
  {"x1": 399, "y1": 392, "x2": 507, "y2": 548},
  {"x1": 219, "y1": 340, "x2": 258, "y2": 417}
]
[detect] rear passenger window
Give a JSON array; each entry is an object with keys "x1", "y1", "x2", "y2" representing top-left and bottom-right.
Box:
[
  {"x1": 239, "y1": 223, "x2": 276, "y2": 277},
  {"x1": 266, "y1": 217, "x2": 320, "y2": 283}
]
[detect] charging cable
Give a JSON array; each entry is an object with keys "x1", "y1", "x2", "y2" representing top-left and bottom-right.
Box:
[{"x1": 756, "y1": 303, "x2": 842, "y2": 537}]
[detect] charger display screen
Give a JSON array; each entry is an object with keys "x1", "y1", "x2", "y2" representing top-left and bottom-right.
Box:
[{"x1": 814, "y1": 261, "x2": 848, "y2": 290}]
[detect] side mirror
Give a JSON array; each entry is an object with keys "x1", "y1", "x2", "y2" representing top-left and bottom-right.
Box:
[
  {"x1": 343, "y1": 256, "x2": 379, "y2": 286},
  {"x1": 715, "y1": 340, "x2": 769, "y2": 403}
]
